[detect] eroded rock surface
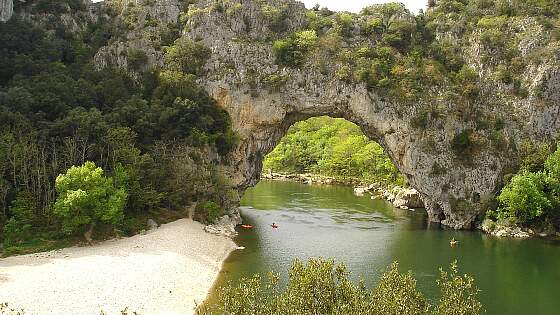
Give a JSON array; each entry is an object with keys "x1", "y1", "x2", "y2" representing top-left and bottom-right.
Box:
[{"x1": 183, "y1": 0, "x2": 560, "y2": 229}]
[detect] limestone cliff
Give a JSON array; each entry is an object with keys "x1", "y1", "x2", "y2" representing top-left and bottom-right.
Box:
[
  {"x1": 4, "y1": 0, "x2": 560, "y2": 230},
  {"x1": 182, "y1": 0, "x2": 560, "y2": 229}
]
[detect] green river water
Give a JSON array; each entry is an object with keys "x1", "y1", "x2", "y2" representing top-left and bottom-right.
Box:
[{"x1": 207, "y1": 180, "x2": 560, "y2": 314}]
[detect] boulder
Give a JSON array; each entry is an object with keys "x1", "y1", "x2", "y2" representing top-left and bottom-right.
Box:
[
  {"x1": 204, "y1": 214, "x2": 241, "y2": 238},
  {"x1": 147, "y1": 219, "x2": 158, "y2": 230},
  {"x1": 354, "y1": 187, "x2": 366, "y2": 196},
  {"x1": 392, "y1": 188, "x2": 424, "y2": 209},
  {"x1": 480, "y1": 219, "x2": 530, "y2": 238}
]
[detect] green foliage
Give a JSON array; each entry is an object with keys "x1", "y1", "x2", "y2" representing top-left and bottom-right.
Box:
[
  {"x1": 434, "y1": 261, "x2": 483, "y2": 315},
  {"x1": 127, "y1": 49, "x2": 148, "y2": 71},
  {"x1": 261, "y1": 73, "x2": 289, "y2": 91},
  {"x1": 369, "y1": 263, "x2": 430, "y2": 314},
  {"x1": 519, "y1": 142, "x2": 551, "y2": 172},
  {"x1": 273, "y1": 30, "x2": 318, "y2": 67},
  {"x1": 495, "y1": 143, "x2": 560, "y2": 228},
  {"x1": 451, "y1": 129, "x2": 476, "y2": 158},
  {"x1": 53, "y1": 162, "x2": 127, "y2": 235},
  {"x1": 455, "y1": 65, "x2": 480, "y2": 97},
  {"x1": 492, "y1": 64, "x2": 512, "y2": 84},
  {"x1": 264, "y1": 117, "x2": 405, "y2": 186},
  {"x1": 2, "y1": 193, "x2": 36, "y2": 246},
  {"x1": 497, "y1": 171, "x2": 550, "y2": 225},
  {"x1": 305, "y1": 10, "x2": 333, "y2": 34},
  {"x1": 164, "y1": 38, "x2": 211, "y2": 75},
  {"x1": 262, "y1": 3, "x2": 289, "y2": 33},
  {"x1": 195, "y1": 201, "x2": 224, "y2": 224},
  {"x1": 198, "y1": 258, "x2": 483, "y2": 314}
]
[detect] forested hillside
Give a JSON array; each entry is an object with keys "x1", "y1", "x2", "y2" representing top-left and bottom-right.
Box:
[
  {"x1": 0, "y1": 0, "x2": 237, "y2": 255},
  {"x1": 264, "y1": 117, "x2": 406, "y2": 186}
]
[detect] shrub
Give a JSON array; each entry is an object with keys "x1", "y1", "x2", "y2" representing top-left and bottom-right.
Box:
[
  {"x1": 2, "y1": 193, "x2": 36, "y2": 246},
  {"x1": 497, "y1": 171, "x2": 550, "y2": 224},
  {"x1": 434, "y1": 261, "x2": 483, "y2": 315},
  {"x1": 455, "y1": 65, "x2": 479, "y2": 97},
  {"x1": 127, "y1": 49, "x2": 148, "y2": 71},
  {"x1": 305, "y1": 10, "x2": 333, "y2": 33},
  {"x1": 272, "y1": 30, "x2": 317, "y2": 67},
  {"x1": 262, "y1": 73, "x2": 289, "y2": 91},
  {"x1": 53, "y1": 162, "x2": 127, "y2": 235},
  {"x1": 195, "y1": 201, "x2": 223, "y2": 224},
  {"x1": 262, "y1": 4, "x2": 289, "y2": 33},
  {"x1": 451, "y1": 129, "x2": 475, "y2": 157},
  {"x1": 198, "y1": 258, "x2": 483, "y2": 314},
  {"x1": 493, "y1": 65, "x2": 512, "y2": 84},
  {"x1": 164, "y1": 38, "x2": 211, "y2": 75}
]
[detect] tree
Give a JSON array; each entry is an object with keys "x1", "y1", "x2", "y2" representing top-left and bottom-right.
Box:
[
  {"x1": 2, "y1": 192, "x2": 35, "y2": 246},
  {"x1": 497, "y1": 171, "x2": 551, "y2": 224},
  {"x1": 53, "y1": 162, "x2": 127, "y2": 235}
]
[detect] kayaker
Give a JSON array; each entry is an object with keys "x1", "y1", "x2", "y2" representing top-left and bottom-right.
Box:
[{"x1": 450, "y1": 238, "x2": 458, "y2": 246}]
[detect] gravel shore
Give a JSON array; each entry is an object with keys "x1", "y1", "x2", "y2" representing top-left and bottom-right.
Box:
[{"x1": 0, "y1": 219, "x2": 237, "y2": 315}]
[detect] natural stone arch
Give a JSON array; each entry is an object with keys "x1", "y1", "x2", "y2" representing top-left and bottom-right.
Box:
[{"x1": 184, "y1": 0, "x2": 560, "y2": 229}]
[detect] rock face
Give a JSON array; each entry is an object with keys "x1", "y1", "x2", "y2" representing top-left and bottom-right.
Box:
[
  {"x1": 392, "y1": 188, "x2": 424, "y2": 209},
  {"x1": 182, "y1": 0, "x2": 560, "y2": 229},
  {"x1": 0, "y1": 0, "x2": 13, "y2": 22}
]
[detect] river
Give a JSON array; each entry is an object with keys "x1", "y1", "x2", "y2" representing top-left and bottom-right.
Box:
[{"x1": 207, "y1": 180, "x2": 560, "y2": 314}]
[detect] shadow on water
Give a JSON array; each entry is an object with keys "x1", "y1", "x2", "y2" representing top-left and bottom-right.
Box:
[{"x1": 206, "y1": 180, "x2": 560, "y2": 315}]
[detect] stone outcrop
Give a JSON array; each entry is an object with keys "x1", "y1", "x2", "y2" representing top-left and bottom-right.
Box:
[
  {"x1": 392, "y1": 188, "x2": 424, "y2": 209},
  {"x1": 0, "y1": 0, "x2": 13, "y2": 22},
  {"x1": 367, "y1": 186, "x2": 425, "y2": 210},
  {"x1": 93, "y1": 0, "x2": 182, "y2": 78},
  {"x1": 480, "y1": 219, "x2": 530, "y2": 238},
  {"x1": 203, "y1": 212, "x2": 242, "y2": 238},
  {"x1": 182, "y1": 0, "x2": 560, "y2": 229}
]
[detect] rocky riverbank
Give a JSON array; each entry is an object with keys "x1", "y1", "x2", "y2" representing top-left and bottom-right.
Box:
[
  {"x1": 262, "y1": 172, "x2": 349, "y2": 185},
  {"x1": 353, "y1": 184, "x2": 425, "y2": 210},
  {"x1": 479, "y1": 218, "x2": 560, "y2": 239},
  {"x1": 262, "y1": 172, "x2": 425, "y2": 210},
  {"x1": 0, "y1": 219, "x2": 237, "y2": 315}
]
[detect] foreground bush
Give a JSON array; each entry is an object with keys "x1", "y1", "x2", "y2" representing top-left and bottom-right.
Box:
[{"x1": 197, "y1": 258, "x2": 483, "y2": 315}]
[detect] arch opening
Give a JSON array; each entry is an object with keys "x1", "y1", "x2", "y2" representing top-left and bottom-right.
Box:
[{"x1": 261, "y1": 116, "x2": 408, "y2": 190}]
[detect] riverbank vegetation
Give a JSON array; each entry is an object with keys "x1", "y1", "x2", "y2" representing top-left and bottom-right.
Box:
[
  {"x1": 488, "y1": 143, "x2": 560, "y2": 234},
  {"x1": 263, "y1": 117, "x2": 406, "y2": 186},
  {"x1": 198, "y1": 258, "x2": 483, "y2": 315},
  {"x1": 0, "y1": 1, "x2": 237, "y2": 256}
]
